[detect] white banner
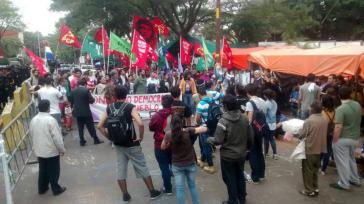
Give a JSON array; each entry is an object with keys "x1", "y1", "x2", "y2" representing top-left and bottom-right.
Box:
[{"x1": 90, "y1": 93, "x2": 169, "y2": 122}]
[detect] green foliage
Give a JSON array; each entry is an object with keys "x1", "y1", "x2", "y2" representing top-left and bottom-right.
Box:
[
  {"x1": 50, "y1": 0, "x2": 213, "y2": 37},
  {"x1": 0, "y1": 0, "x2": 24, "y2": 38},
  {"x1": 1, "y1": 38, "x2": 22, "y2": 58}
]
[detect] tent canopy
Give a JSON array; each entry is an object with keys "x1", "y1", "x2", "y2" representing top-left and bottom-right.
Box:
[
  {"x1": 249, "y1": 45, "x2": 364, "y2": 78},
  {"x1": 222, "y1": 47, "x2": 265, "y2": 70}
]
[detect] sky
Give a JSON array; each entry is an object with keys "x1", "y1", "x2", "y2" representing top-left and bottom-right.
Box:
[{"x1": 12, "y1": 0, "x2": 67, "y2": 35}]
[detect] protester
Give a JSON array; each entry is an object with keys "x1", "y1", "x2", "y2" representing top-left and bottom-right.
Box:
[
  {"x1": 149, "y1": 95, "x2": 174, "y2": 195},
  {"x1": 119, "y1": 68, "x2": 128, "y2": 86},
  {"x1": 298, "y1": 74, "x2": 320, "y2": 119},
  {"x1": 30, "y1": 99, "x2": 66, "y2": 196},
  {"x1": 206, "y1": 81, "x2": 224, "y2": 105},
  {"x1": 97, "y1": 85, "x2": 162, "y2": 202},
  {"x1": 330, "y1": 85, "x2": 361, "y2": 190},
  {"x1": 134, "y1": 70, "x2": 147, "y2": 94},
  {"x1": 263, "y1": 89, "x2": 278, "y2": 159},
  {"x1": 170, "y1": 86, "x2": 192, "y2": 126},
  {"x1": 235, "y1": 84, "x2": 248, "y2": 113},
  {"x1": 195, "y1": 79, "x2": 215, "y2": 174},
  {"x1": 207, "y1": 94, "x2": 253, "y2": 204},
  {"x1": 37, "y1": 77, "x2": 63, "y2": 127},
  {"x1": 180, "y1": 71, "x2": 197, "y2": 114},
  {"x1": 289, "y1": 83, "x2": 300, "y2": 117},
  {"x1": 70, "y1": 78, "x2": 103, "y2": 146},
  {"x1": 297, "y1": 101, "x2": 328, "y2": 197},
  {"x1": 147, "y1": 71, "x2": 160, "y2": 93},
  {"x1": 245, "y1": 83, "x2": 266, "y2": 183},
  {"x1": 322, "y1": 74, "x2": 338, "y2": 94},
  {"x1": 70, "y1": 68, "x2": 82, "y2": 90},
  {"x1": 253, "y1": 70, "x2": 264, "y2": 88},
  {"x1": 320, "y1": 95, "x2": 335, "y2": 175},
  {"x1": 161, "y1": 114, "x2": 208, "y2": 204},
  {"x1": 83, "y1": 70, "x2": 96, "y2": 91},
  {"x1": 94, "y1": 76, "x2": 107, "y2": 95}
]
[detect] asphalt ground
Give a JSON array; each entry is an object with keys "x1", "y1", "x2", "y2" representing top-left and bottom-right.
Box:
[{"x1": 7, "y1": 120, "x2": 364, "y2": 204}]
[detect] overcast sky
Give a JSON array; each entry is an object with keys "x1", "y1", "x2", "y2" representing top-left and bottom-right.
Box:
[{"x1": 12, "y1": 0, "x2": 66, "y2": 35}]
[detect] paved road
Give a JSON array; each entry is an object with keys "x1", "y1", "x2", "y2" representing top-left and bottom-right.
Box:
[{"x1": 10, "y1": 120, "x2": 364, "y2": 204}]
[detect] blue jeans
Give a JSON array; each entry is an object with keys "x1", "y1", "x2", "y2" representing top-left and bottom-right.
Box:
[
  {"x1": 321, "y1": 135, "x2": 333, "y2": 172},
  {"x1": 182, "y1": 93, "x2": 193, "y2": 114},
  {"x1": 51, "y1": 113, "x2": 62, "y2": 128},
  {"x1": 154, "y1": 148, "x2": 172, "y2": 191},
  {"x1": 249, "y1": 132, "x2": 265, "y2": 182},
  {"x1": 172, "y1": 164, "x2": 199, "y2": 204},
  {"x1": 300, "y1": 110, "x2": 310, "y2": 120},
  {"x1": 264, "y1": 130, "x2": 277, "y2": 155},
  {"x1": 198, "y1": 133, "x2": 213, "y2": 166}
]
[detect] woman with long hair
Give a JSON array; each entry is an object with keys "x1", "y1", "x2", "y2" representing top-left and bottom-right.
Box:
[
  {"x1": 263, "y1": 89, "x2": 278, "y2": 159},
  {"x1": 320, "y1": 94, "x2": 335, "y2": 175},
  {"x1": 161, "y1": 114, "x2": 207, "y2": 204}
]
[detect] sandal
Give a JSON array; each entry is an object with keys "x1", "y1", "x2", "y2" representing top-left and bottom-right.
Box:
[{"x1": 299, "y1": 190, "x2": 317, "y2": 197}]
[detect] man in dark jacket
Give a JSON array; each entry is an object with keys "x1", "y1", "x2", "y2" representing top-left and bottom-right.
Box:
[
  {"x1": 149, "y1": 95, "x2": 174, "y2": 194},
  {"x1": 208, "y1": 94, "x2": 253, "y2": 204},
  {"x1": 70, "y1": 78, "x2": 103, "y2": 146}
]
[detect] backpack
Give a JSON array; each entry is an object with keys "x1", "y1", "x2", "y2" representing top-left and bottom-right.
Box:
[
  {"x1": 324, "y1": 111, "x2": 335, "y2": 137},
  {"x1": 106, "y1": 103, "x2": 133, "y2": 146},
  {"x1": 203, "y1": 99, "x2": 223, "y2": 136},
  {"x1": 249, "y1": 100, "x2": 268, "y2": 136}
]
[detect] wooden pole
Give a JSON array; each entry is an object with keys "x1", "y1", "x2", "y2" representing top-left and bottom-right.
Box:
[{"x1": 215, "y1": 0, "x2": 221, "y2": 64}]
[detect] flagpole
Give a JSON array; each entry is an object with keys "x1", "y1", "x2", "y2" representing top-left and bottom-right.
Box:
[
  {"x1": 107, "y1": 30, "x2": 111, "y2": 74},
  {"x1": 179, "y1": 35, "x2": 182, "y2": 73},
  {"x1": 55, "y1": 41, "x2": 60, "y2": 60},
  {"x1": 101, "y1": 25, "x2": 106, "y2": 73},
  {"x1": 221, "y1": 36, "x2": 224, "y2": 67},
  {"x1": 202, "y1": 36, "x2": 208, "y2": 71},
  {"x1": 129, "y1": 29, "x2": 135, "y2": 75}
]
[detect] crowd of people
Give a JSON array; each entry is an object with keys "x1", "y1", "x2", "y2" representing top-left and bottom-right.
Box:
[{"x1": 25, "y1": 64, "x2": 364, "y2": 204}]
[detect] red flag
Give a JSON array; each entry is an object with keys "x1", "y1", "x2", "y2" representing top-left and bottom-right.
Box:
[
  {"x1": 59, "y1": 25, "x2": 81, "y2": 48},
  {"x1": 193, "y1": 41, "x2": 204, "y2": 57},
  {"x1": 180, "y1": 37, "x2": 192, "y2": 65},
  {"x1": 131, "y1": 30, "x2": 150, "y2": 68},
  {"x1": 132, "y1": 16, "x2": 158, "y2": 50},
  {"x1": 148, "y1": 46, "x2": 159, "y2": 62},
  {"x1": 24, "y1": 47, "x2": 47, "y2": 77},
  {"x1": 94, "y1": 27, "x2": 110, "y2": 56},
  {"x1": 223, "y1": 37, "x2": 233, "y2": 70},
  {"x1": 151, "y1": 17, "x2": 169, "y2": 37}
]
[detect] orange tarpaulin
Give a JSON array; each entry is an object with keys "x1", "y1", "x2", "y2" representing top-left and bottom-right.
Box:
[
  {"x1": 249, "y1": 45, "x2": 364, "y2": 78},
  {"x1": 221, "y1": 47, "x2": 265, "y2": 70}
]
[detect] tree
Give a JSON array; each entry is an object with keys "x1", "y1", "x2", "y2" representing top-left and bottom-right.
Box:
[
  {"x1": 0, "y1": 0, "x2": 24, "y2": 42},
  {"x1": 50, "y1": 0, "x2": 214, "y2": 37}
]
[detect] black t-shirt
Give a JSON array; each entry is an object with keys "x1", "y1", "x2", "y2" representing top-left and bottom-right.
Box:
[{"x1": 106, "y1": 102, "x2": 140, "y2": 147}]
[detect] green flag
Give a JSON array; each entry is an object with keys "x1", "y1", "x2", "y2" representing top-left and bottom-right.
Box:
[
  {"x1": 157, "y1": 36, "x2": 168, "y2": 69},
  {"x1": 82, "y1": 35, "x2": 103, "y2": 59},
  {"x1": 110, "y1": 32, "x2": 131, "y2": 56},
  {"x1": 202, "y1": 37, "x2": 214, "y2": 68}
]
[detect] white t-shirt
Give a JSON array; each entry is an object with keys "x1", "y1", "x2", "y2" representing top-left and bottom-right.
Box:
[
  {"x1": 246, "y1": 96, "x2": 267, "y2": 114},
  {"x1": 37, "y1": 86, "x2": 62, "y2": 114},
  {"x1": 147, "y1": 77, "x2": 160, "y2": 87}
]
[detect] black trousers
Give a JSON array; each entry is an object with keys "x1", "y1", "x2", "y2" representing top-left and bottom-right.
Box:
[
  {"x1": 249, "y1": 133, "x2": 265, "y2": 182},
  {"x1": 76, "y1": 116, "x2": 99, "y2": 142},
  {"x1": 221, "y1": 158, "x2": 246, "y2": 204},
  {"x1": 38, "y1": 156, "x2": 62, "y2": 193}
]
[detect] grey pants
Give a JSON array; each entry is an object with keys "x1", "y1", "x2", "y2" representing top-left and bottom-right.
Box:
[{"x1": 332, "y1": 138, "x2": 360, "y2": 189}]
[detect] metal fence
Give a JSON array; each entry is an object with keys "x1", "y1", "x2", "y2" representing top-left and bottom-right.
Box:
[{"x1": 0, "y1": 101, "x2": 37, "y2": 204}]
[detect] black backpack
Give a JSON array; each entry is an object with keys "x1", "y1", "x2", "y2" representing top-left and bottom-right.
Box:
[
  {"x1": 106, "y1": 103, "x2": 133, "y2": 146},
  {"x1": 203, "y1": 99, "x2": 223, "y2": 136},
  {"x1": 249, "y1": 100, "x2": 268, "y2": 136}
]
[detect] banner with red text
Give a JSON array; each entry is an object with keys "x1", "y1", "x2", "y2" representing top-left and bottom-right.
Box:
[{"x1": 90, "y1": 93, "x2": 169, "y2": 122}]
